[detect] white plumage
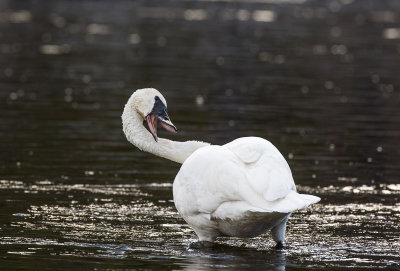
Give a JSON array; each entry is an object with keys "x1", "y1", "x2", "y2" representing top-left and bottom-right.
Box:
[
  {"x1": 122, "y1": 88, "x2": 320, "y2": 247},
  {"x1": 174, "y1": 137, "x2": 320, "y2": 242}
]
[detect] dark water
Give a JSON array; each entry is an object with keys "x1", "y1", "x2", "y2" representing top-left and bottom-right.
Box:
[{"x1": 1, "y1": 0, "x2": 400, "y2": 269}]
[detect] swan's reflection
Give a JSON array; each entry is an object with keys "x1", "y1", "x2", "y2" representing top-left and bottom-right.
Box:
[{"x1": 181, "y1": 243, "x2": 287, "y2": 271}]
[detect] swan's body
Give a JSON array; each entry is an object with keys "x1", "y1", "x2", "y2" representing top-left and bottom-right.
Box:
[
  {"x1": 122, "y1": 88, "x2": 320, "y2": 247},
  {"x1": 174, "y1": 137, "x2": 319, "y2": 242}
]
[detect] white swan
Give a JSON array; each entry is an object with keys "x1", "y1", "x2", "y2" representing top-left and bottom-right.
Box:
[{"x1": 122, "y1": 88, "x2": 320, "y2": 248}]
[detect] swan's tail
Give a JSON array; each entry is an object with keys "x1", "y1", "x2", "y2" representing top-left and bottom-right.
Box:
[
  {"x1": 211, "y1": 191, "x2": 320, "y2": 219},
  {"x1": 293, "y1": 193, "x2": 321, "y2": 208},
  {"x1": 263, "y1": 191, "x2": 320, "y2": 213}
]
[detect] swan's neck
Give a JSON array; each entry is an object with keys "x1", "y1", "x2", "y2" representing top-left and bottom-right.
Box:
[{"x1": 122, "y1": 99, "x2": 210, "y2": 164}]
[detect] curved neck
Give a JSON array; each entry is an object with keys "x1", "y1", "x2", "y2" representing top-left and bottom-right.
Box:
[{"x1": 122, "y1": 98, "x2": 210, "y2": 164}]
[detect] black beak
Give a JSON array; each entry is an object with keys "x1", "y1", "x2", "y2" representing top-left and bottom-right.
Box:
[
  {"x1": 151, "y1": 96, "x2": 177, "y2": 132},
  {"x1": 146, "y1": 96, "x2": 177, "y2": 141}
]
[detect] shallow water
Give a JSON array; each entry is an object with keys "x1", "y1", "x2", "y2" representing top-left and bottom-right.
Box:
[{"x1": 0, "y1": 0, "x2": 400, "y2": 270}]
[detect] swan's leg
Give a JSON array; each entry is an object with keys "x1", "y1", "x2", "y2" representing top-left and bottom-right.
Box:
[
  {"x1": 271, "y1": 215, "x2": 290, "y2": 249},
  {"x1": 189, "y1": 228, "x2": 218, "y2": 249},
  {"x1": 187, "y1": 213, "x2": 218, "y2": 242},
  {"x1": 193, "y1": 228, "x2": 218, "y2": 242}
]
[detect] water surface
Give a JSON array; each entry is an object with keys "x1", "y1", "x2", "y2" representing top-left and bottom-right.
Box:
[{"x1": 0, "y1": 0, "x2": 399, "y2": 270}]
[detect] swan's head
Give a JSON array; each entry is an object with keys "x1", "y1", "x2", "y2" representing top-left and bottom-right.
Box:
[{"x1": 131, "y1": 88, "x2": 177, "y2": 142}]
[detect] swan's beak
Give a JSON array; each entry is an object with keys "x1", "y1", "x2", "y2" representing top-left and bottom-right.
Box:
[
  {"x1": 146, "y1": 101, "x2": 177, "y2": 142},
  {"x1": 158, "y1": 115, "x2": 177, "y2": 133}
]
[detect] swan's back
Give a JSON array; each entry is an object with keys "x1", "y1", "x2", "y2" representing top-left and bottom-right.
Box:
[
  {"x1": 225, "y1": 137, "x2": 296, "y2": 201},
  {"x1": 173, "y1": 137, "x2": 319, "y2": 218}
]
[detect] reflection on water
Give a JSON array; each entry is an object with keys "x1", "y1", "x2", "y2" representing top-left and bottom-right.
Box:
[
  {"x1": 1, "y1": 178, "x2": 399, "y2": 269},
  {"x1": 0, "y1": 0, "x2": 400, "y2": 269}
]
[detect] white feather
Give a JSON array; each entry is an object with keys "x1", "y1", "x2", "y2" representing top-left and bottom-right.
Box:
[{"x1": 122, "y1": 89, "x2": 321, "y2": 244}]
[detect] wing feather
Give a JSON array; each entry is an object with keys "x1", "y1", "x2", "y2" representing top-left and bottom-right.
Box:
[
  {"x1": 173, "y1": 137, "x2": 318, "y2": 218},
  {"x1": 225, "y1": 137, "x2": 295, "y2": 201}
]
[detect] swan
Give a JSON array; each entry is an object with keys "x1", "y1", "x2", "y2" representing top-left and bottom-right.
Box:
[{"x1": 122, "y1": 88, "x2": 320, "y2": 248}]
